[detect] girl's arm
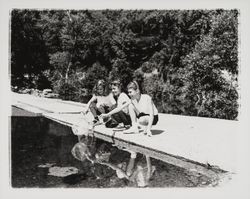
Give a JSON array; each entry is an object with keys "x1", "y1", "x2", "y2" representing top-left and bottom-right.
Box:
[
  {"x1": 97, "y1": 161, "x2": 129, "y2": 179},
  {"x1": 84, "y1": 95, "x2": 97, "y2": 113},
  {"x1": 146, "y1": 97, "x2": 154, "y2": 133},
  {"x1": 102, "y1": 101, "x2": 131, "y2": 117}
]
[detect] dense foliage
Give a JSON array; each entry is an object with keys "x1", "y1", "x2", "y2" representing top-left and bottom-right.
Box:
[{"x1": 11, "y1": 9, "x2": 239, "y2": 120}]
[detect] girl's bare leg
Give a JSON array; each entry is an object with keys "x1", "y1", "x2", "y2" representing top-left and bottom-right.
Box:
[
  {"x1": 146, "y1": 155, "x2": 152, "y2": 182},
  {"x1": 128, "y1": 103, "x2": 137, "y2": 125},
  {"x1": 123, "y1": 104, "x2": 139, "y2": 133},
  {"x1": 138, "y1": 116, "x2": 153, "y2": 136},
  {"x1": 138, "y1": 116, "x2": 149, "y2": 126},
  {"x1": 126, "y1": 151, "x2": 137, "y2": 176}
]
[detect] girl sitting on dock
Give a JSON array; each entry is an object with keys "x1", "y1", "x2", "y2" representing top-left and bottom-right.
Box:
[
  {"x1": 101, "y1": 80, "x2": 159, "y2": 137},
  {"x1": 82, "y1": 79, "x2": 116, "y2": 124},
  {"x1": 104, "y1": 79, "x2": 132, "y2": 128}
]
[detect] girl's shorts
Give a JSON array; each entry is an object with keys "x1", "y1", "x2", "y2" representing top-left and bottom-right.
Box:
[{"x1": 137, "y1": 112, "x2": 159, "y2": 125}]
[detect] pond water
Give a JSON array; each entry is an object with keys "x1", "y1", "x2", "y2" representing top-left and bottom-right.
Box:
[{"x1": 11, "y1": 109, "x2": 214, "y2": 188}]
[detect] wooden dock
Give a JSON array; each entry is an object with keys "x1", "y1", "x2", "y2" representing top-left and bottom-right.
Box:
[{"x1": 11, "y1": 92, "x2": 238, "y2": 180}]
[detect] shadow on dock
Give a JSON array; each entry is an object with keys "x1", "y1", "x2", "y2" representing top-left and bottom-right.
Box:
[{"x1": 151, "y1": 130, "x2": 164, "y2": 135}]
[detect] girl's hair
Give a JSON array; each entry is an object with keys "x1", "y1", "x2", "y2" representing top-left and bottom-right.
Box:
[
  {"x1": 111, "y1": 79, "x2": 122, "y2": 88},
  {"x1": 92, "y1": 79, "x2": 109, "y2": 96},
  {"x1": 127, "y1": 80, "x2": 140, "y2": 92},
  {"x1": 110, "y1": 79, "x2": 125, "y2": 92}
]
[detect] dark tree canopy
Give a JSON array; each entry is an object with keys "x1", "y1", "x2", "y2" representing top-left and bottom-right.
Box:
[{"x1": 11, "y1": 10, "x2": 51, "y2": 89}]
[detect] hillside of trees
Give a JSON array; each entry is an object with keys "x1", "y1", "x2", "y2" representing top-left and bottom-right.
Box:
[{"x1": 11, "y1": 9, "x2": 239, "y2": 120}]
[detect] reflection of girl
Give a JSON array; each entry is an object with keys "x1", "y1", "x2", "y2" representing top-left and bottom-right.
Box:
[
  {"x1": 83, "y1": 80, "x2": 116, "y2": 124},
  {"x1": 71, "y1": 140, "x2": 155, "y2": 187},
  {"x1": 97, "y1": 153, "x2": 155, "y2": 187}
]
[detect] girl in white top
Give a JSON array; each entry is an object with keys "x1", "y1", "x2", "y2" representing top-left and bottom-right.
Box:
[
  {"x1": 83, "y1": 80, "x2": 116, "y2": 123},
  {"x1": 102, "y1": 80, "x2": 159, "y2": 136}
]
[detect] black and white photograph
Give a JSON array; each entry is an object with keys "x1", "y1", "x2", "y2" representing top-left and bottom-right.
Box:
[{"x1": 1, "y1": 0, "x2": 250, "y2": 198}]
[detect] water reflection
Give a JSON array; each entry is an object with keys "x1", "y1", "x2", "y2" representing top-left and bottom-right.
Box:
[
  {"x1": 72, "y1": 134, "x2": 156, "y2": 187},
  {"x1": 11, "y1": 115, "x2": 213, "y2": 188}
]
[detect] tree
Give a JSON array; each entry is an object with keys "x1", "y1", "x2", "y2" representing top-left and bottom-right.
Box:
[
  {"x1": 181, "y1": 10, "x2": 238, "y2": 119},
  {"x1": 11, "y1": 10, "x2": 50, "y2": 89}
]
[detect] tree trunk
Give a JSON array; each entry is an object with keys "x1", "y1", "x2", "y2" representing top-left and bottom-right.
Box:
[{"x1": 65, "y1": 56, "x2": 72, "y2": 82}]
